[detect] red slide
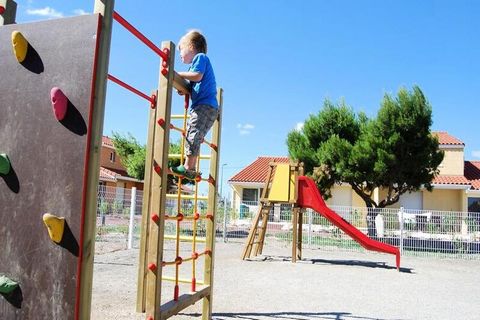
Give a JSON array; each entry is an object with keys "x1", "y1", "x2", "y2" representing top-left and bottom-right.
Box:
[{"x1": 297, "y1": 176, "x2": 400, "y2": 269}]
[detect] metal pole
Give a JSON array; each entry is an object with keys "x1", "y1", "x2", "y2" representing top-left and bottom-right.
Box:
[
  {"x1": 399, "y1": 206, "x2": 404, "y2": 256},
  {"x1": 128, "y1": 187, "x2": 137, "y2": 249},
  {"x1": 221, "y1": 163, "x2": 227, "y2": 242},
  {"x1": 308, "y1": 208, "x2": 313, "y2": 248},
  {"x1": 223, "y1": 194, "x2": 228, "y2": 243}
]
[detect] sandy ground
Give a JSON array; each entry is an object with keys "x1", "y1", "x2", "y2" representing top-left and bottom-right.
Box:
[{"x1": 92, "y1": 241, "x2": 480, "y2": 320}]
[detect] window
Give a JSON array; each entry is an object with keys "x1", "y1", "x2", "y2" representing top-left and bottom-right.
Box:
[
  {"x1": 468, "y1": 198, "x2": 480, "y2": 213},
  {"x1": 242, "y1": 188, "x2": 258, "y2": 202},
  {"x1": 110, "y1": 151, "x2": 115, "y2": 162}
]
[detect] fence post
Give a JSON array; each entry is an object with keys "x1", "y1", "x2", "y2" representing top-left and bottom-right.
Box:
[
  {"x1": 399, "y1": 206, "x2": 404, "y2": 256},
  {"x1": 127, "y1": 187, "x2": 137, "y2": 249},
  {"x1": 308, "y1": 208, "x2": 313, "y2": 248}
]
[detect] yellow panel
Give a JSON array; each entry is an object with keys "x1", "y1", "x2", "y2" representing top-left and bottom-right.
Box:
[{"x1": 268, "y1": 164, "x2": 296, "y2": 202}]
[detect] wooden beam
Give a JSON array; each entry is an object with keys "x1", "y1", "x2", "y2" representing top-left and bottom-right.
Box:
[
  {"x1": 0, "y1": 0, "x2": 16, "y2": 25},
  {"x1": 173, "y1": 71, "x2": 191, "y2": 94},
  {"x1": 160, "y1": 286, "x2": 211, "y2": 320},
  {"x1": 145, "y1": 41, "x2": 176, "y2": 320},
  {"x1": 291, "y1": 207, "x2": 298, "y2": 263},
  {"x1": 78, "y1": 1, "x2": 114, "y2": 320},
  {"x1": 136, "y1": 101, "x2": 157, "y2": 312},
  {"x1": 202, "y1": 88, "x2": 223, "y2": 320}
]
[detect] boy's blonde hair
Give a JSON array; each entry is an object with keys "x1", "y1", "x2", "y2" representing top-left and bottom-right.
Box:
[{"x1": 179, "y1": 30, "x2": 207, "y2": 54}]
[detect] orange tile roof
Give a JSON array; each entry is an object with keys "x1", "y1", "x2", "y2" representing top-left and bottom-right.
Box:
[
  {"x1": 99, "y1": 167, "x2": 117, "y2": 182},
  {"x1": 433, "y1": 131, "x2": 464, "y2": 146},
  {"x1": 465, "y1": 161, "x2": 480, "y2": 190},
  {"x1": 229, "y1": 156, "x2": 290, "y2": 183},
  {"x1": 102, "y1": 135, "x2": 114, "y2": 148},
  {"x1": 432, "y1": 175, "x2": 471, "y2": 186}
]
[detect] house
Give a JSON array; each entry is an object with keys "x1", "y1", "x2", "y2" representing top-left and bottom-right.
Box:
[
  {"x1": 228, "y1": 132, "x2": 480, "y2": 222},
  {"x1": 99, "y1": 136, "x2": 144, "y2": 192}
]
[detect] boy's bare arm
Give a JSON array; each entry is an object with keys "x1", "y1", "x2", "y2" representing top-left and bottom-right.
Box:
[{"x1": 178, "y1": 71, "x2": 203, "y2": 82}]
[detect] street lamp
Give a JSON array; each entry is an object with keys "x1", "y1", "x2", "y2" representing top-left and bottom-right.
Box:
[{"x1": 220, "y1": 163, "x2": 227, "y2": 200}]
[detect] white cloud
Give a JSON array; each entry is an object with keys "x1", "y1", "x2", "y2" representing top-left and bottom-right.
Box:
[
  {"x1": 73, "y1": 9, "x2": 89, "y2": 16},
  {"x1": 472, "y1": 150, "x2": 480, "y2": 159},
  {"x1": 237, "y1": 123, "x2": 255, "y2": 135},
  {"x1": 26, "y1": 7, "x2": 64, "y2": 18},
  {"x1": 295, "y1": 122, "x2": 304, "y2": 131}
]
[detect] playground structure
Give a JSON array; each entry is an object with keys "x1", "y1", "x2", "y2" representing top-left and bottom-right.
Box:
[
  {"x1": 0, "y1": 0, "x2": 222, "y2": 319},
  {"x1": 242, "y1": 161, "x2": 401, "y2": 269}
]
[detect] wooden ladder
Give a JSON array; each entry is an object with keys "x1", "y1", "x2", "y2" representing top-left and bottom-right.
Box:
[{"x1": 241, "y1": 203, "x2": 272, "y2": 259}]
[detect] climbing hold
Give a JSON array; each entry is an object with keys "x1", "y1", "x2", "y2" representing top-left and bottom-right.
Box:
[
  {"x1": 11, "y1": 31, "x2": 28, "y2": 63},
  {"x1": 147, "y1": 263, "x2": 157, "y2": 272},
  {"x1": 50, "y1": 87, "x2": 68, "y2": 121},
  {"x1": 0, "y1": 6, "x2": 5, "y2": 15},
  {"x1": 0, "y1": 275, "x2": 18, "y2": 295},
  {"x1": 42, "y1": 213, "x2": 65, "y2": 243},
  {"x1": 0, "y1": 154, "x2": 11, "y2": 175}
]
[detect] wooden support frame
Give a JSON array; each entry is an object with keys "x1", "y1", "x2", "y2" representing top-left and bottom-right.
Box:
[
  {"x1": 77, "y1": 1, "x2": 115, "y2": 319},
  {"x1": 242, "y1": 161, "x2": 306, "y2": 263},
  {"x1": 0, "y1": 0, "x2": 17, "y2": 25},
  {"x1": 136, "y1": 95, "x2": 158, "y2": 312},
  {"x1": 136, "y1": 44, "x2": 223, "y2": 319},
  {"x1": 201, "y1": 88, "x2": 223, "y2": 319},
  {"x1": 144, "y1": 40, "x2": 176, "y2": 320}
]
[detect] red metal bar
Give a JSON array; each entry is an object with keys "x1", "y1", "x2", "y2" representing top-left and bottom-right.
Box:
[
  {"x1": 107, "y1": 74, "x2": 154, "y2": 103},
  {"x1": 113, "y1": 11, "x2": 168, "y2": 61}
]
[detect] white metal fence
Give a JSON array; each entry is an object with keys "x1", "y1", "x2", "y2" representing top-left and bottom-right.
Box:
[{"x1": 95, "y1": 187, "x2": 480, "y2": 260}]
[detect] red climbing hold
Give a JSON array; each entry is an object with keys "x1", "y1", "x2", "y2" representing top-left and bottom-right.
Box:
[
  {"x1": 151, "y1": 213, "x2": 160, "y2": 223},
  {"x1": 0, "y1": 6, "x2": 5, "y2": 15},
  {"x1": 50, "y1": 87, "x2": 68, "y2": 120},
  {"x1": 147, "y1": 263, "x2": 157, "y2": 272}
]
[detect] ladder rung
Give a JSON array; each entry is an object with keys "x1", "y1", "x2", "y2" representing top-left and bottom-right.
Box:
[
  {"x1": 166, "y1": 194, "x2": 208, "y2": 201},
  {"x1": 164, "y1": 235, "x2": 206, "y2": 243},
  {"x1": 162, "y1": 276, "x2": 205, "y2": 285},
  {"x1": 171, "y1": 114, "x2": 191, "y2": 119},
  {"x1": 168, "y1": 153, "x2": 211, "y2": 160}
]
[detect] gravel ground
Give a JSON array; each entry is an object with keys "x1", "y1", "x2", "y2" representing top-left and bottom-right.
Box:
[{"x1": 92, "y1": 241, "x2": 480, "y2": 320}]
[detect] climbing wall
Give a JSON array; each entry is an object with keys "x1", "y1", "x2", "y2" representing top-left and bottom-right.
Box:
[{"x1": 0, "y1": 14, "x2": 101, "y2": 319}]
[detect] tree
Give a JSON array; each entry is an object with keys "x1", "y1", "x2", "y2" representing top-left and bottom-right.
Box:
[
  {"x1": 111, "y1": 132, "x2": 186, "y2": 191},
  {"x1": 287, "y1": 86, "x2": 444, "y2": 236}
]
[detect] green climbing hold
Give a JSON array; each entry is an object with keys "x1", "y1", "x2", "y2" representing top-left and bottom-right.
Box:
[
  {"x1": 0, "y1": 275, "x2": 19, "y2": 295},
  {"x1": 0, "y1": 153, "x2": 11, "y2": 175}
]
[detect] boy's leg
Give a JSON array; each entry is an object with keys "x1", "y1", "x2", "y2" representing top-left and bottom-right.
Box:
[
  {"x1": 171, "y1": 106, "x2": 218, "y2": 178},
  {"x1": 184, "y1": 155, "x2": 197, "y2": 171},
  {"x1": 184, "y1": 106, "x2": 218, "y2": 171}
]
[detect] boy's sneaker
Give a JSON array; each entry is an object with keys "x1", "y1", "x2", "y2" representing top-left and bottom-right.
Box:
[
  {"x1": 170, "y1": 164, "x2": 187, "y2": 176},
  {"x1": 170, "y1": 165, "x2": 201, "y2": 180}
]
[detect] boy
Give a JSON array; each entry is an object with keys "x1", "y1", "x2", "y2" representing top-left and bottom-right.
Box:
[{"x1": 171, "y1": 30, "x2": 218, "y2": 180}]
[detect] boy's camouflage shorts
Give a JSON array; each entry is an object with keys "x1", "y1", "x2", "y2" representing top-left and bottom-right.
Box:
[{"x1": 185, "y1": 105, "x2": 218, "y2": 156}]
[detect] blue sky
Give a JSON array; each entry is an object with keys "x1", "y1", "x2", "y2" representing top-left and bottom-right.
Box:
[{"x1": 14, "y1": 0, "x2": 480, "y2": 196}]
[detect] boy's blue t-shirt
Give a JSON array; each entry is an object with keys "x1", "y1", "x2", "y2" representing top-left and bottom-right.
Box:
[{"x1": 189, "y1": 53, "x2": 218, "y2": 109}]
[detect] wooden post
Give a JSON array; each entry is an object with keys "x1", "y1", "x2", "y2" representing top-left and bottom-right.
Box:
[
  {"x1": 297, "y1": 209, "x2": 303, "y2": 261},
  {"x1": 77, "y1": 1, "x2": 114, "y2": 319},
  {"x1": 145, "y1": 41, "x2": 176, "y2": 320},
  {"x1": 0, "y1": 0, "x2": 17, "y2": 25},
  {"x1": 202, "y1": 88, "x2": 223, "y2": 320},
  {"x1": 291, "y1": 206, "x2": 298, "y2": 262},
  {"x1": 136, "y1": 100, "x2": 158, "y2": 312}
]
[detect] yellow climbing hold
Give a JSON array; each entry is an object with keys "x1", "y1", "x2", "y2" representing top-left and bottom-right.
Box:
[
  {"x1": 42, "y1": 213, "x2": 65, "y2": 243},
  {"x1": 11, "y1": 31, "x2": 28, "y2": 63}
]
